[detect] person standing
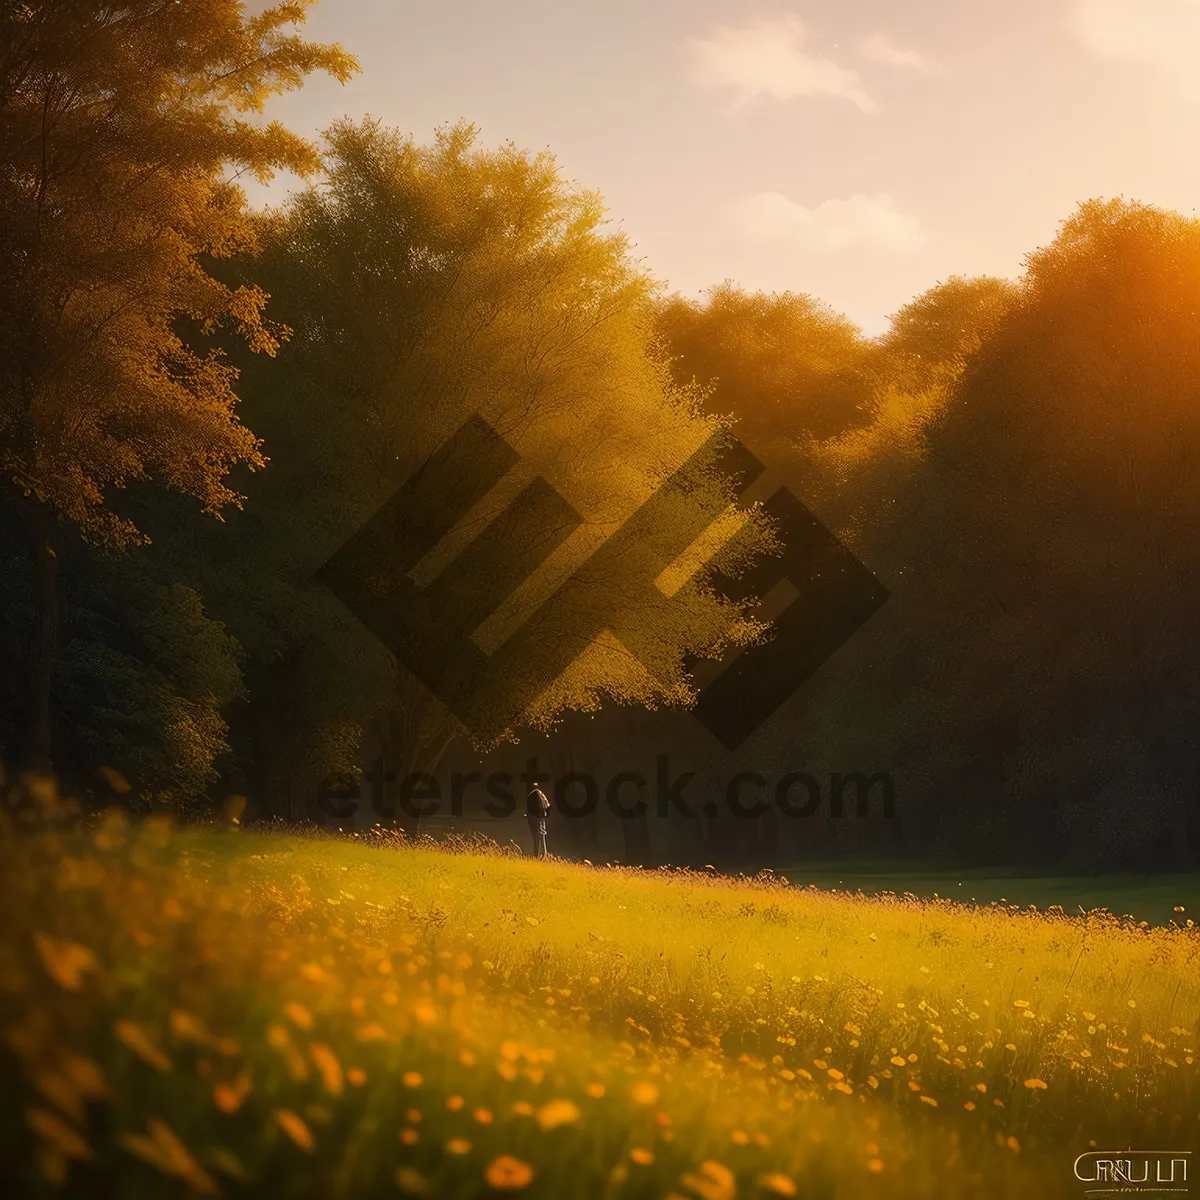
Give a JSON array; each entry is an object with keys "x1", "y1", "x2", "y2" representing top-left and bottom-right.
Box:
[{"x1": 526, "y1": 783, "x2": 550, "y2": 859}]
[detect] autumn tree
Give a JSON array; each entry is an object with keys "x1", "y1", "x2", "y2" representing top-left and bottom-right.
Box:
[
  {"x1": 654, "y1": 284, "x2": 877, "y2": 469},
  {"x1": 0, "y1": 0, "x2": 356, "y2": 765},
  {"x1": 797, "y1": 202, "x2": 1200, "y2": 866},
  {"x1": 188, "y1": 120, "x2": 772, "y2": 818},
  {"x1": 880, "y1": 275, "x2": 1018, "y2": 391},
  {"x1": 809, "y1": 276, "x2": 1019, "y2": 531}
]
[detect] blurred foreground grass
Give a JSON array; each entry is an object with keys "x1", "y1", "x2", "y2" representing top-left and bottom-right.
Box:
[{"x1": 1, "y1": 814, "x2": 1197, "y2": 1198}]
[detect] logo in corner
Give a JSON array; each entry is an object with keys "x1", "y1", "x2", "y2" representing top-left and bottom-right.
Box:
[{"x1": 1074, "y1": 1150, "x2": 1190, "y2": 1196}]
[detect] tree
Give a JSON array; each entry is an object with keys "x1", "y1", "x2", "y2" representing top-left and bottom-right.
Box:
[
  {"x1": 0, "y1": 490, "x2": 244, "y2": 806},
  {"x1": 930, "y1": 200, "x2": 1200, "y2": 863},
  {"x1": 797, "y1": 202, "x2": 1200, "y2": 867},
  {"x1": 881, "y1": 275, "x2": 1018, "y2": 391},
  {"x1": 810, "y1": 276, "x2": 1019, "y2": 526},
  {"x1": 192, "y1": 120, "x2": 773, "y2": 817},
  {"x1": 0, "y1": 0, "x2": 356, "y2": 766},
  {"x1": 653, "y1": 284, "x2": 877, "y2": 467}
]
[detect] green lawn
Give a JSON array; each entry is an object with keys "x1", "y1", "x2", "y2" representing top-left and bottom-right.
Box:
[{"x1": 778, "y1": 864, "x2": 1200, "y2": 927}]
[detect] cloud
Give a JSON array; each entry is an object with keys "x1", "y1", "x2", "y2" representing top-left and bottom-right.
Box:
[
  {"x1": 858, "y1": 32, "x2": 934, "y2": 73},
  {"x1": 1073, "y1": 0, "x2": 1200, "y2": 101},
  {"x1": 734, "y1": 191, "x2": 929, "y2": 254},
  {"x1": 687, "y1": 16, "x2": 875, "y2": 112}
]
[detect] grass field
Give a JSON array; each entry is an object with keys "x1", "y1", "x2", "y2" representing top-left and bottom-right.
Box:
[
  {"x1": 782, "y1": 864, "x2": 1200, "y2": 930},
  {"x1": 1, "y1": 816, "x2": 1197, "y2": 1199}
]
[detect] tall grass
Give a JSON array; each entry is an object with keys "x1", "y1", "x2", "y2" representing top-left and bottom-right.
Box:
[{"x1": 1, "y1": 812, "x2": 1196, "y2": 1198}]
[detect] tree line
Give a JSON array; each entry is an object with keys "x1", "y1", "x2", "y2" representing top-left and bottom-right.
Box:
[{"x1": 2, "y1": 2, "x2": 1197, "y2": 867}]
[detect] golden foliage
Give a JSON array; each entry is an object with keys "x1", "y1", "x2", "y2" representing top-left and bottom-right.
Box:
[{"x1": 0, "y1": 0, "x2": 357, "y2": 539}]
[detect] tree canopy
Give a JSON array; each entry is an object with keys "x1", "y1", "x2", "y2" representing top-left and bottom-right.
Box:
[
  {"x1": 0, "y1": 0, "x2": 356, "y2": 766},
  {"x1": 793, "y1": 200, "x2": 1200, "y2": 866},
  {"x1": 185, "y1": 119, "x2": 773, "y2": 813},
  {"x1": 0, "y1": 0, "x2": 356, "y2": 537},
  {"x1": 654, "y1": 284, "x2": 877, "y2": 462}
]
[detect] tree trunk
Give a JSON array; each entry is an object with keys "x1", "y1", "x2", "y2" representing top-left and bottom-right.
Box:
[
  {"x1": 17, "y1": 496, "x2": 58, "y2": 770},
  {"x1": 1173, "y1": 783, "x2": 1197, "y2": 869},
  {"x1": 1189, "y1": 775, "x2": 1200, "y2": 869},
  {"x1": 620, "y1": 808, "x2": 650, "y2": 866}
]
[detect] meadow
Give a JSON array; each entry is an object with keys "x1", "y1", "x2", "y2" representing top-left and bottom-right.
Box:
[
  {"x1": 784, "y1": 864, "x2": 1200, "y2": 930},
  {"x1": 1, "y1": 814, "x2": 1197, "y2": 1199}
]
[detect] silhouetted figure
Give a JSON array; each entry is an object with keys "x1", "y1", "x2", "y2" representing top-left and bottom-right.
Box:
[{"x1": 526, "y1": 784, "x2": 549, "y2": 859}]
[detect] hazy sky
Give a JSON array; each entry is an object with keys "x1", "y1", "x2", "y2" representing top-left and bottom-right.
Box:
[{"x1": 250, "y1": 0, "x2": 1200, "y2": 334}]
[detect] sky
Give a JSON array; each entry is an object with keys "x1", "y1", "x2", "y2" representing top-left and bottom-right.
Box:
[{"x1": 248, "y1": 0, "x2": 1200, "y2": 335}]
